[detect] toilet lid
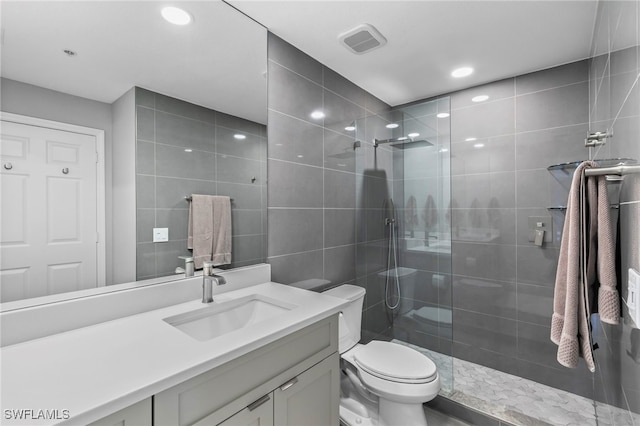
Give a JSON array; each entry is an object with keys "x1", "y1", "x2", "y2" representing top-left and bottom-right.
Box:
[{"x1": 354, "y1": 341, "x2": 437, "y2": 383}]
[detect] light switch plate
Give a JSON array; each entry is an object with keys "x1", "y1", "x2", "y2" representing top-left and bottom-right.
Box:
[
  {"x1": 153, "y1": 227, "x2": 169, "y2": 242},
  {"x1": 627, "y1": 268, "x2": 640, "y2": 327}
]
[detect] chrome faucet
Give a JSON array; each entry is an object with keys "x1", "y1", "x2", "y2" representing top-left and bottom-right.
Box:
[
  {"x1": 202, "y1": 261, "x2": 227, "y2": 304},
  {"x1": 424, "y1": 232, "x2": 438, "y2": 247}
]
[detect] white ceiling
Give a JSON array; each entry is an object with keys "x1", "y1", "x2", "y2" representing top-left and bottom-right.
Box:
[
  {"x1": 230, "y1": 0, "x2": 600, "y2": 106},
  {"x1": 0, "y1": 1, "x2": 267, "y2": 124},
  {"x1": 1, "y1": 1, "x2": 604, "y2": 121}
]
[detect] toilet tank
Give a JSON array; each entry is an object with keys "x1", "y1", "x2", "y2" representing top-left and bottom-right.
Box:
[{"x1": 322, "y1": 284, "x2": 365, "y2": 353}]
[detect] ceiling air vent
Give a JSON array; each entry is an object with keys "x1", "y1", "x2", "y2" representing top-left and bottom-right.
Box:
[{"x1": 339, "y1": 24, "x2": 387, "y2": 55}]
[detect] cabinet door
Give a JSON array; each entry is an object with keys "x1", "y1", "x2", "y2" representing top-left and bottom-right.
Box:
[
  {"x1": 273, "y1": 353, "x2": 339, "y2": 426},
  {"x1": 87, "y1": 398, "x2": 151, "y2": 426},
  {"x1": 212, "y1": 394, "x2": 274, "y2": 426}
]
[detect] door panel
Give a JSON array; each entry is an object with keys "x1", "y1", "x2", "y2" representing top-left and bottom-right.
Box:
[{"x1": 0, "y1": 120, "x2": 98, "y2": 302}]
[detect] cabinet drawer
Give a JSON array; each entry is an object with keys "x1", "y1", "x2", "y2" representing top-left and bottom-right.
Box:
[{"x1": 154, "y1": 314, "x2": 338, "y2": 426}]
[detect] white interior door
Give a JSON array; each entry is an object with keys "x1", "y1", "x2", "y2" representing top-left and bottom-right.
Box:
[{"x1": 1, "y1": 120, "x2": 99, "y2": 302}]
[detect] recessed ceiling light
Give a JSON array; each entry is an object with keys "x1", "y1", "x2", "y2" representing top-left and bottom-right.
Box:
[
  {"x1": 233, "y1": 134, "x2": 246, "y2": 140},
  {"x1": 474, "y1": 143, "x2": 485, "y2": 148},
  {"x1": 386, "y1": 123, "x2": 399, "y2": 129},
  {"x1": 345, "y1": 125, "x2": 356, "y2": 131},
  {"x1": 161, "y1": 6, "x2": 192, "y2": 26},
  {"x1": 465, "y1": 137, "x2": 477, "y2": 142},
  {"x1": 472, "y1": 95, "x2": 489, "y2": 102},
  {"x1": 451, "y1": 67, "x2": 473, "y2": 78},
  {"x1": 310, "y1": 110, "x2": 325, "y2": 120},
  {"x1": 436, "y1": 113, "x2": 450, "y2": 118},
  {"x1": 408, "y1": 132, "x2": 420, "y2": 138},
  {"x1": 297, "y1": 155, "x2": 304, "y2": 158},
  {"x1": 439, "y1": 148, "x2": 449, "y2": 153},
  {"x1": 184, "y1": 148, "x2": 193, "y2": 153}
]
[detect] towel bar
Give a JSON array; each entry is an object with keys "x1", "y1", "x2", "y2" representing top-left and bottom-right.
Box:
[
  {"x1": 584, "y1": 164, "x2": 640, "y2": 177},
  {"x1": 185, "y1": 196, "x2": 234, "y2": 202}
]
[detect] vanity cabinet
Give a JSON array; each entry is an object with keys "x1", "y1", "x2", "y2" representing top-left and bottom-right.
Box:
[
  {"x1": 154, "y1": 315, "x2": 340, "y2": 426},
  {"x1": 87, "y1": 398, "x2": 151, "y2": 426}
]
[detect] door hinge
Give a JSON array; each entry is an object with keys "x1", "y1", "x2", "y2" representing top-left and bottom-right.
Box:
[
  {"x1": 96, "y1": 232, "x2": 99, "y2": 243},
  {"x1": 96, "y1": 151, "x2": 99, "y2": 163}
]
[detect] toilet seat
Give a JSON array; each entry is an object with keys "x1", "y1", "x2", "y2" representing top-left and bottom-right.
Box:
[{"x1": 353, "y1": 341, "x2": 437, "y2": 384}]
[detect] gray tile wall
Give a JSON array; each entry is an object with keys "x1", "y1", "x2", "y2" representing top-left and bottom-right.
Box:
[
  {"x1": 589, "y1": 0, "x2": 640, "y2": 419},
  {"x1": 266, "y1": 34, "x2": 392, "y2": 289},
  {"x1": 135, "y1": 88, "x2": 267, "y2": 280},
  {"x1": 448, "y1": 61, "x2": 600, "y2": 399}
]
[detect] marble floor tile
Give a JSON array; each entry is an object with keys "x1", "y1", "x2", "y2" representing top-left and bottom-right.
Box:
[{"x1": 393, "y1": 339, "x2": 638, "y2": 426}]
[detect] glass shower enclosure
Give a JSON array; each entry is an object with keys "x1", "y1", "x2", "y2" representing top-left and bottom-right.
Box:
[{"x1": 353, "y1": 97, "x2": 453, "y2": 394}]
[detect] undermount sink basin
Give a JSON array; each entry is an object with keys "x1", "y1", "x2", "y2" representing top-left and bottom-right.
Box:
[{"x1": 164, "y1": 295, "x2": 296, "y2": 341}]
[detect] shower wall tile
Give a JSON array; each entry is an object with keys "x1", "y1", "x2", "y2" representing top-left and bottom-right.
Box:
[
  {"x1": 136, "y1": 141, "x2": 155, "y2": 175},
  {"x1": 268, "y1": 111, "x2": 324, "y2": 167},
  {"x1": 268, "y1": 61, "x2": 324, "y2": 124},
  {"x1": 267, "y1": 34, "x2": 392, "y2": 288},
  {"x1": 136, "y1": 209, "x2": 155, "y2": 243},
  {"x1": 451, "y1": 77, "x2": 515, "y2": 109},
  {"x1": 154, "y1": 91, "x2": 215, "y2": 123},
  {"x1": 268, "y1": 33, "x2": 323, "y2": 85},
  {"x1": 451, "y1": 242, "x2": 517, "y2": 283},
  {"x1": 136, "y1": 107, "x2": 155, "y2": 141},
  {"x1": 515, "y1": 124, "x2": 589, "y2": 171},
  {"x1": 156, "y1": 144, "x2": 215, "y2": 180},
  {"x1": 452, "y1": 276, "x2": 517, "y2": 319},
  {"x1": 231, "y1": 209, "x2": 262, "y2": 236},
  {"x1": 447, "y1": 59, "x2": 601, "y2": 401},
  {"x1": 452, "y1": 309, "x2": 518, "y2": 357},
  {"x1": 268, "y1": 160, "x2": 323, "y2": 208},
  {"x1": 516, "y1": 246, "x2": 560, "y2": 286},
  {"x1": 515, "y1": 81, "x2": 589, "y2": 132},
  {"x1": 154, "y1": 111, "x2": 215, "y2": 151},
  {"x1": 324, "y1": 169, "x2": 356, "y2": 208},
  {"x1": 217, "y1": 182, "x2": 262, "y2": 210},
  {"x1": 516, "y1": 282, "x2": 554, "y2": 326},
  {"x1": 267, "y1": 250, "x2": 324, "y2": 285},
  {"x1": 135, "y1": 88, "x2": 267, "y2": 279},
  {"x1": 516, "y1": 60, "x2": 589, "y2": 95},
  {"x1": 450, "y1": 97, "x2": 515, "y2": 142},
  {"x1": 324, "y1": 209, "x2": 356, "y2": 248},
  {"x1": 267, "y1": 208, "x2": 323, "y2": 257},
  {"x1": 324, "y1": 67, "x2": 367, "y2": 107},
  {"x1": 323, "y1": 89, "x2": 365, "y2": 137},
  {"x1": 324, "y1": 129, "x2": 356, "y2": 173},
  {"x1": 216, "y1": 126, "x2": 263, "y2": 161},
  {"x1": 217, "y1": 155, "x2": 262, "y2": 184},
  {"x1": 324, "y1": 245, "x2": 356, "y2": 285},
  {"x1": 217, "y1": 112, "x2": 264, "y2": 138},
  {"x1": 136, "y1": 175, "x2": 155, "y2": 209},
  {"x1": 451, "y1": 134, "x2": 515, "y2": 175}
]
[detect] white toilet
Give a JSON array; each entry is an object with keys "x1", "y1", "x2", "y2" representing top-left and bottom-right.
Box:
[{"x1": 323, "y1": 284, "x2": 440, "y2": 426}]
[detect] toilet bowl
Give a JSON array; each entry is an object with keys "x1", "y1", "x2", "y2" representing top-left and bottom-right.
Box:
[{"x1": 323, "y1": 284, "x2": 440, "y2": 426}]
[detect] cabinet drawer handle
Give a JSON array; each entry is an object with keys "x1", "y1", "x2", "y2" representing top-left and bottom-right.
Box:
[
  {"x1": 279, "y1": 377, "x2": 298, "y2": 391},
  {"x1": 247, "y1": 394, "x2": 270, "y2": 411}
]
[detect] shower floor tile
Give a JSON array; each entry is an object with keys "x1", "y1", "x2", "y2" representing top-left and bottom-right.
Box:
[{"x1": 393, "y1": 340, "x2": 640, "y2": 426}]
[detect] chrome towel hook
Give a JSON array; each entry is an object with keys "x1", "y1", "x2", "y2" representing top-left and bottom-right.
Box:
[{"x1": 3, "y1": 163, "x2": 12, "y2": 170}]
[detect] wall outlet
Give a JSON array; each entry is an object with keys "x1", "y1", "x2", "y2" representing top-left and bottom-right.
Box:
[
  {"x1": 153, "y1": 227, "x2": 169, "y2": 243},
  {"x1": 627, "y1": 268, "x2": 640, "y2": 328}
]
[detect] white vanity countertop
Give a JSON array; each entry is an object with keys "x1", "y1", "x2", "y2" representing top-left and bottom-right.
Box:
[{"x1": 0, "y1": 282, "x2": 348, "y2": 426}]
